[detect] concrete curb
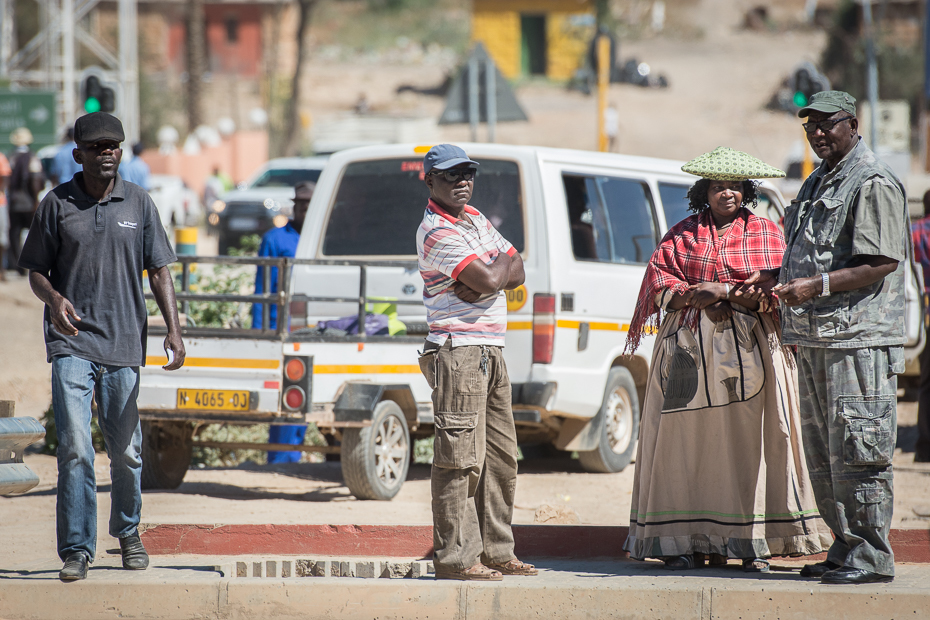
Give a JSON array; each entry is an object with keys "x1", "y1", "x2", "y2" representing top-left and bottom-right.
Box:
[
  {"x1": 140, "y1": 523, "x2": 930, "y2": 563},
  {"x1": 2, "y1": 559, "x2": 929, "y2": 620}
]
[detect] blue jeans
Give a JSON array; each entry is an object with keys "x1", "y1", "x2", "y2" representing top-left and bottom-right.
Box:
[{"x1": 52, "y1": 355, "x2": 142, "y2": 562}]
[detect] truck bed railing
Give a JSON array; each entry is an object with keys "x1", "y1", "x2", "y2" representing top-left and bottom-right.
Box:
[{"x1": 145, "y1": 255, "x2": 423, "y2": 341}]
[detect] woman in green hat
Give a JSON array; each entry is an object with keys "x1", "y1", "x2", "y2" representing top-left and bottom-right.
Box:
[{"x1": 623, "y1": 148, "x2": 831, "y2": 572}]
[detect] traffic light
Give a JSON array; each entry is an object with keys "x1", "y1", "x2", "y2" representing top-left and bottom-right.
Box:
[
  {"x1": 789, "y1": 62, "x2": 830, "y2": 110},
  {"x1": 80, "y1": 69, "x2": 117, "y2": 114}
]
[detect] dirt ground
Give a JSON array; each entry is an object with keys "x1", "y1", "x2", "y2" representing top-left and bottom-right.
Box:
[{"x1": 2, "y1": 6, "x2": 929, "y2": 567}]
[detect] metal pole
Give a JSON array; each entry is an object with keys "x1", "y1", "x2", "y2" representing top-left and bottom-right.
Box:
[
  {"x1": 596, "y1": 34, "x2": 610, "y2": 152},
  {"x1": 357, "y1": 266, "x2": 367, "y2": 340},
  {"x1": 0, "y1": 0, "x2": 13, "y2": 81},
  {"x1": 468, "y1": 52, "x2": 479, "y2": 142},
  {"x1": 923, "y1": 0, "x2": 930, "y2": 171},
  {"x1": 276, "y1": 257, "x2": 287, "y2": 339},
  {"x1": 486, "y1": 56, "x2": 496, "y2": 143},
  {"x1": 62, "y1": 0, "x2": 75, "y2": 126},
  {"x1": 181, "y1": 262, "x2": 191, "y2": 317},
  {"x1": 263, "y1": 265, "x2": 271, "y2": 330},
  {"x1": 862, "y1": 0, "x2": 879, "y2": 151},
  {"x1": 118, "y1": 0, "x2": 140, "y2": 144}
]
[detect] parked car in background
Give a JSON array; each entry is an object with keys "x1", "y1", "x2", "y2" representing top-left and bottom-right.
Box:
[
  {"x1": 149, "y1": 174, "x2": 201, "y2": 231},
  {"x1": 208, "y1": 156, "x2": 328, "y2": 254}
]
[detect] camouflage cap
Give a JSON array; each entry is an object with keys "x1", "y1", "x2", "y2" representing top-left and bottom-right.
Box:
[
  {"x1": 681, "y1": 147, "x2": 785, "y2": 181},
  {"x1": 797, "y1": 90, "x2": 856, "y2": 118}
]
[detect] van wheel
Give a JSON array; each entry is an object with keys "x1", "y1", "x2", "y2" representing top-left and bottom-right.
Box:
[
  {"x1": 578, "y1": 367, "x2": 639, "y2": 474},
  {"x1": 341, "y1": 400, "x2": 410, "y2": 500},
  {"x1": 140, "y1": 421, "x2": 193, "y2": 490}
]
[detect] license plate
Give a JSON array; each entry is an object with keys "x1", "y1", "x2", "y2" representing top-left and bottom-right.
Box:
[
  {"x1": 228, "y1": 217, "x2": 259, "y2": 231},
  {"x1": 177, "y1": 389, "x2": 250, "y2": 411}
]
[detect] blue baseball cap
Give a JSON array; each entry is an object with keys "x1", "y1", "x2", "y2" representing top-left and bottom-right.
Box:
[{"x1": 423, "y1": 144, "x2": 480, "y2": 174}]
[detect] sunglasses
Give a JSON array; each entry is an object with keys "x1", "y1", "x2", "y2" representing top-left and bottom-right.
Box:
[
  {"x1": 430, "y1": 167, "x2": 477, "y2": 183},
  {"x1": 802, "y1": 116, "x2": 853, "y2": 134}
]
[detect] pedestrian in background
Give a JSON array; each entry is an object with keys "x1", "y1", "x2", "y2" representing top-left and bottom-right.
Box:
[
  {"x1": 8, "y1": 127, "x2": 45, "y2": 274},
  {"x1": 18, "y1": 112, "x2": 186, "y2": 582},
  {"x1": 909, "y1": 189, "x2": 930, "y2": 463},
  {"x1": 416, "y1": 144, "x2": 536, "y2": 581},
  {"x1": 0, "y1": 151, "x2": 11, "y2": 280},
  {"x1": 119, "y1": 142, "x2": 151, "y2": 191},
  {"x1": 49, "y1": 127, "x2": 81, "y2": 186},
  {"x1": 252, "y1": 181, "x2": 313, "y2": 463},
  {"x1": 744, "y1": 91, "x2": 907, "y2": 585}
]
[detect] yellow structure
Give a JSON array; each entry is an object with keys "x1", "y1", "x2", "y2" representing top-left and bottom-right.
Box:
[{"x1": 472, "y1": 0, "x2": 595, "y2": 81}]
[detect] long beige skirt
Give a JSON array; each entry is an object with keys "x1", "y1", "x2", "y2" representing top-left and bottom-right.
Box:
[{"x1": 623, "y1": 306, "x2": 832, "y2": 560}]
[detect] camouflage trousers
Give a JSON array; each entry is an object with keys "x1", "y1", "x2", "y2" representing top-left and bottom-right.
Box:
[{"x1": 796, "y1": 346, "x2": 901, "y2": 577}]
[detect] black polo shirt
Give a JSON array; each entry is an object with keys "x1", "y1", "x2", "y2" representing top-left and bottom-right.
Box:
[{"x1": 19, "y1": 173, "x2": 176, "y2": 367}]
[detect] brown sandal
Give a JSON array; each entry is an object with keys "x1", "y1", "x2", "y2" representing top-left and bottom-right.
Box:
[
  {"x1": 486, "y1": 558, "x2": 539, "y2": 576},
  {"x1": 435, "y1": 563, "x2": 503, "y2": 581}
]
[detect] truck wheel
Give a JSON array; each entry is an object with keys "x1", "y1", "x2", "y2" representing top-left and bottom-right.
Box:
[
  {"x1": 140, "y1": 421, "x2": 193, "y2": 490},
  {"x1": 341, "y1": 400, "x2": 410, "y2": 500},
  {"x1": 578, "y1": 367, "x2": 640, "y2": 474}
]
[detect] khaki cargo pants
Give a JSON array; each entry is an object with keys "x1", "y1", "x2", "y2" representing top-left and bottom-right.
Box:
[
  {"x1": 419, "y1": 340, "x2": 519, "y2": 571},
  {"x1": 796, "y1": 346, "x2": 899, "y2": 577}
]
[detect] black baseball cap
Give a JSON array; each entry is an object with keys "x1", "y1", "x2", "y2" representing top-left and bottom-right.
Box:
[
  {"x1": 423, "y1": 144, "x2": 479, "y2": 174},
  {"x1": 74, "y1": 112, "x2": 125, "y2": 143}
]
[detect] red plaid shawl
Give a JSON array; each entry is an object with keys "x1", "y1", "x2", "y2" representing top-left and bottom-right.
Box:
[{"x1": 625, "y1": 207, "x2": 785, "y2": 353}]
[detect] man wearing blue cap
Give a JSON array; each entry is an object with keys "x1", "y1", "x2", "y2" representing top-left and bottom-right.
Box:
[
  {"x1": 745, "y1": 91, "x2": 907, "y2": 585},
  {"x1": 415, "y1": 144, "x2": 536, "y2": 581}
]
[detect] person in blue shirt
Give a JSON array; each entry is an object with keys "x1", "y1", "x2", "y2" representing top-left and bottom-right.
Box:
[
  {"x1": 48, "y1": 128, "x2": 82, "y2": 186},
  {"x1": 252, "y1": 181, "x2": 313, "y2": 463},
  {"x1": 118, "y1": 143, "x2": 151, "y2": 190}
]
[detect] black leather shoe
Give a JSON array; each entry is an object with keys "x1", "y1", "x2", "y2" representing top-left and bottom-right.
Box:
[
  {"x1": 119, "y1": 534, "x2": 149, "y2": 570},
  {"x1": 821, "y1": 567, "x2": 894, "y2": 584},
  {"x1": 59, "y1": 553, "x2": 89, "y2": 581},
  {"x1": 799, "y1": 560, "x2": 840, "y2": 578}
]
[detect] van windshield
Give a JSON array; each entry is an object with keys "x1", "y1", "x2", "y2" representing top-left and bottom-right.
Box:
[
  {"x1": 251, "y1": 168, "x2": 322, "y2": 188},
  {"x1": 322, "y1": 158, "x2": 524, "y2": 256}
]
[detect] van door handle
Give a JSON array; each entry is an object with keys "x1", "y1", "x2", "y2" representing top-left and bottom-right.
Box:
[{"x1": 578, "y1": 322, "x2": 590, "y2": 351}]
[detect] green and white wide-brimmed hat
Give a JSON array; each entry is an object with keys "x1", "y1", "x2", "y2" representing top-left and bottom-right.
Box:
[{"x1": 681, "y1": 147, "x2": 785, "y2": 181}]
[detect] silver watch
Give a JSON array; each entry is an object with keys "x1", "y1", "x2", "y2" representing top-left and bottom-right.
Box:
[{"x1": 819, "y1": 273, "x2": 830, "y2": 297}]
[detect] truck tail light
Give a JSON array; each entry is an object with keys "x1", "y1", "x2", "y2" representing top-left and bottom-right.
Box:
[
  {"x1": 283, "y1": 386, "x2": 306, "y2": 411},
  {"x1": 532, "y1": 293, "x2": 556, "y2": 364},
  {"x1": 282, "y1": 355, "x2": 312, "y2": 412}
]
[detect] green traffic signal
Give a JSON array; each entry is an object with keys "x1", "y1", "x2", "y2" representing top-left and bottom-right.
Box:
[
  {"x1": 793, "y1": 91, "x2": 807, "y2": 108},
  {"x1": 84, "y1": 97, "x2": 101, "y2": 113}
]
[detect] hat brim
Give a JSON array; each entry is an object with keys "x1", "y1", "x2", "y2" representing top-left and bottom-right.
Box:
[
  {"x1": 430, "y1": 157, "x2": 480, "y2": 171},
  {"x1": 76, "y1": 130, "x2": 125, "y2": 143},
  {"x1": 797, "y1": 102, "x2": 849, "y2": 118}
]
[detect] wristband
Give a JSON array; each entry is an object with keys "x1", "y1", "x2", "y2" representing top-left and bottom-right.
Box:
[
  {"x1": 819, "y1": 273, "x2": 830, "y2": 297},
  {"x1": 724, "y1": 283, "x2": 731, "y2": 298}
]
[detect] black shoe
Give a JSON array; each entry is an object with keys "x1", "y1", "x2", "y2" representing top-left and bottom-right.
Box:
[
  {"x1": 915, "y1": 451, "x2": 930, "y2": 463},
  {"x1": 799, "y1": 560, "x2": 840, "y2": 578},
  {"x1": 59, "y1": 553, "x2": 89, "y2": 581},
  {"x1": 119, "y1": 534, "x2": 149, "y2": 570},
  {"x1": 821, "y1": 567, "x2": 894, "y2": 584}
]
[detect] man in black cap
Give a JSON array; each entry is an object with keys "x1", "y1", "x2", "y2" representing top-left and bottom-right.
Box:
[
  {"x1": 744, "y1": 91, "x2": 907, "y2": 584},
  {"x1": 415, "y1": 144, "x2": 535, "y2": 581},
  {"x1": 251, "y1": 181, "x2": 313, "y2": 462},
  {"x1": 19, "y1": 112, "x2": 186, "y2": 581}
]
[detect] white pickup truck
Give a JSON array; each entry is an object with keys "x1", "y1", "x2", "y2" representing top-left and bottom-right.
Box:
[{"x1": 139, "y1": 143, "x2": 925, "y2": 501}]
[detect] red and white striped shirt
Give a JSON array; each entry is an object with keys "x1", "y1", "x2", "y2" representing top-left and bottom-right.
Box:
[{"x1": 416, "y1": 199, "x2": 517, "y2": 347}]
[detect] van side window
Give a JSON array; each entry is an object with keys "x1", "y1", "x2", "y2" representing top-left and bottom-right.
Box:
[
  {"x1": 563, "y1": 174, "x2": 658, "y2": 264},
  {"x1": 321, "y1": 158, "x2": 524, "y2": 256},
  {"x1": 658, "y1": 182, "x2": 692, "y2": 228}
]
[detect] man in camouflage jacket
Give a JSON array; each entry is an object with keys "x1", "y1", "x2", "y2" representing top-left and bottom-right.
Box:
[{"x1": 749, "y1": 91, "x2": 907, "y2": 584}]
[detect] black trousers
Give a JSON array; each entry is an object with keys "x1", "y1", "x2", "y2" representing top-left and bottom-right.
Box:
[
  {"x1": 916, "y1": 341, "x2": 930, "y2": 460},
  {"x1": 9, "y1": 211, "x2": 33, "y2": 274}
]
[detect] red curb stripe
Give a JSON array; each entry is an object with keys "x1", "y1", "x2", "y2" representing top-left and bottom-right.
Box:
[{"x1": 140, "y1": 525, "x2": 930, "y2": 563}]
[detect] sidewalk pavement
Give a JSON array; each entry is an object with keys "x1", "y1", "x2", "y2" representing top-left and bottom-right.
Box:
[{"x1": 2, "y1": 554, "x2": 928, "y2": 620}]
